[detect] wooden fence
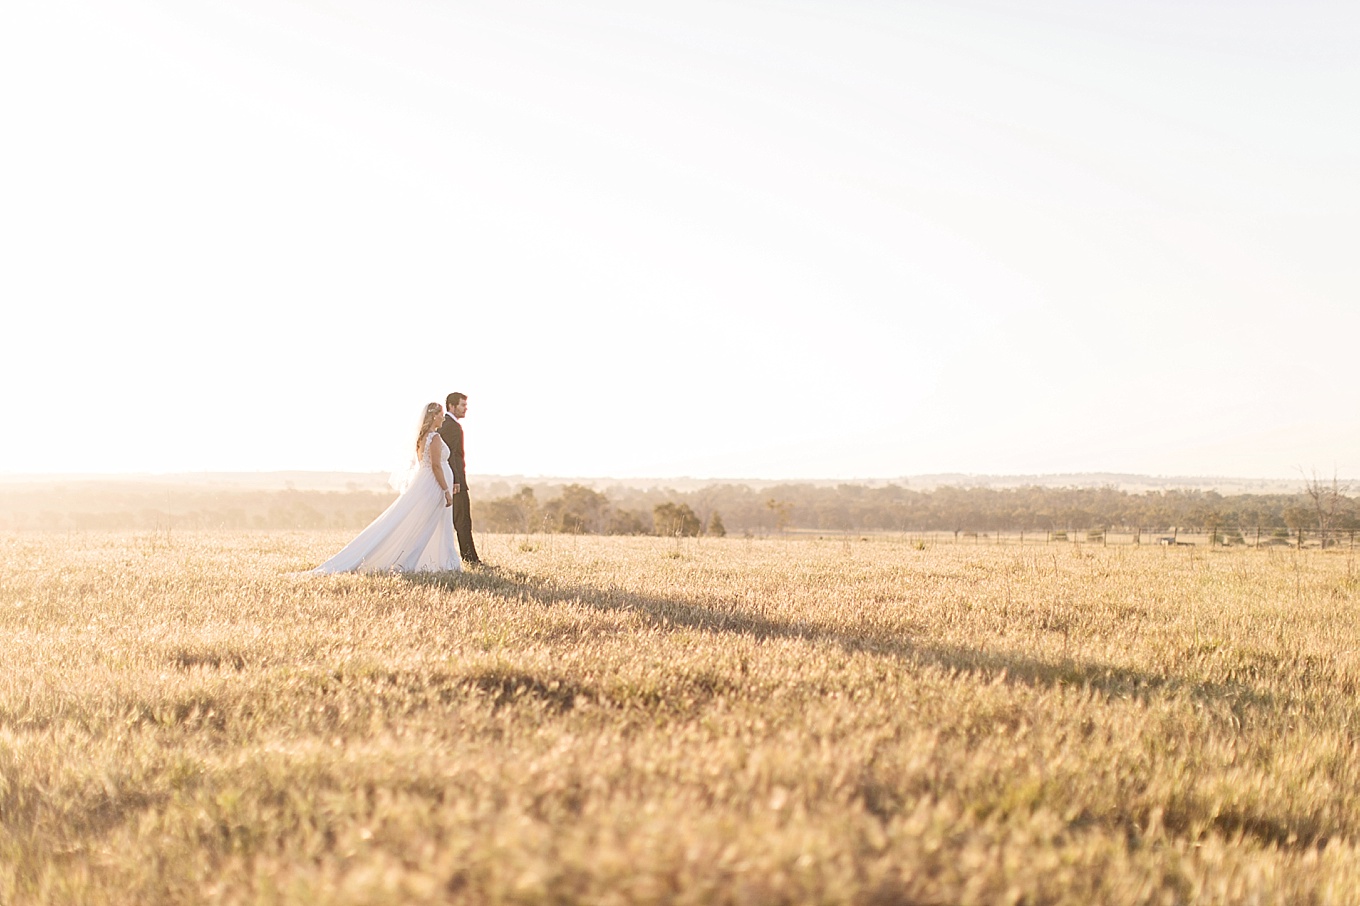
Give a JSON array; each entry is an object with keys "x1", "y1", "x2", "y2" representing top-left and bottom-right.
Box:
[{"x1": 893, "y1": 528, "x2": 1355, "y2": 549}]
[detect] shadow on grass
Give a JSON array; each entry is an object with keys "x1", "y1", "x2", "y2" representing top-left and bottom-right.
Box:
[
  {"x1": 401, "y1": 566, "x2": 1273, "y2": 713},
  {"x1": 398, "y1": 569, "x2": 1322, "y2": 852}
]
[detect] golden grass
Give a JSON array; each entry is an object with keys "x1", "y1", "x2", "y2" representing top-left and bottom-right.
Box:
[{"x1": 3, "y1": 531, "x2": 1360, "y2": 904}]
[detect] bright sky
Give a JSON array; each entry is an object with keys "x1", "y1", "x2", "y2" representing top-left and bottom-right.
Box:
[{"x1": 3, "y1": 0, "x2": 1358, "y2": 480}]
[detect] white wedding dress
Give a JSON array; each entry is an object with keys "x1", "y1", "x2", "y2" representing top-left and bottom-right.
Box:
[{"x1": 313, "y1": 432, "x2": 462, "y2": 574}]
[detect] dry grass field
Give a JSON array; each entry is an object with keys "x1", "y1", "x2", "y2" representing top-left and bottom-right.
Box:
[{"x1": 3, "y1": 531, "x2": 1360, "y2": 905}]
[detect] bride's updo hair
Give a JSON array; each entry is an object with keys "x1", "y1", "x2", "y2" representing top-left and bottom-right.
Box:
[{"x1": 416, "y1": 402, "x2": 444, "y2": 456}]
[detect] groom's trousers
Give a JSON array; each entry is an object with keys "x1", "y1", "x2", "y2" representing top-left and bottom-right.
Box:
[{"x1": 452, "y1": 489, "x2": 480, "y2": 564}]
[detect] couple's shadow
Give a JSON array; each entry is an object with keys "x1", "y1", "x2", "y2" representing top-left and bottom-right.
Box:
[{"x1": 402, "y1": 567, "x2": 1271, "y2": 713}]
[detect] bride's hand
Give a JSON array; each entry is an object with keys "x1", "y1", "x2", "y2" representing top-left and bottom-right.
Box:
[{"x1": 444, "y1": 489, "x2": 453, "y2": 507}]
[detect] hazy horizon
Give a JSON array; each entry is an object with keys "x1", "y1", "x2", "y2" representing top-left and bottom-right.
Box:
[
  {"x1": 5, "y1": 0, "x2": 1358, "y2": 480},
  {"x1": 0, "y1": 467, "x2": 1319, "y2": 496}
]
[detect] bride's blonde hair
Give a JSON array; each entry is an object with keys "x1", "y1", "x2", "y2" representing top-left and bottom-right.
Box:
[{"x1": 416, "y1": 402, "x2": 444, "y2": 456}]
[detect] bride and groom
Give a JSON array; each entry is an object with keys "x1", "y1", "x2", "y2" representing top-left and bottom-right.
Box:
[{"x1": 312, "y1": 393, "x2": 481, "y2": 574}]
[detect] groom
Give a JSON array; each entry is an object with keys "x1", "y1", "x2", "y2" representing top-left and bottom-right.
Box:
[{"x1": 439, "y1": 392, "x2": 481, "y2": 565}]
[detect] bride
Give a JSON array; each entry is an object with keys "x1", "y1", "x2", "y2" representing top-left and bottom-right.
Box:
[{"x1": 312, "y1": 402, "x2": 462, "y2": 574}]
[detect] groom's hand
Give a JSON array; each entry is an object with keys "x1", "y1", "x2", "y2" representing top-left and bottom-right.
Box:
[{"x1": 451, "y1": 483, "x2": 460, "y2": 495}]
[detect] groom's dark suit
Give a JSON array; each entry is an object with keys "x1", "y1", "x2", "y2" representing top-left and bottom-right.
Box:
[{"x1": 439, "y1": 414, "x2": 480, "y2": 564}]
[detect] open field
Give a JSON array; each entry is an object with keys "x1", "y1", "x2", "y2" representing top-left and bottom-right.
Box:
[{"x1": 3, "y1": 532, "x2": 1360, "y2": 904}]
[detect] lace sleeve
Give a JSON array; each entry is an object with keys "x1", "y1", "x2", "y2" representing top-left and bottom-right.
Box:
[{"x1": 427, "y1": 432, "x2": 448, "y2": 460}]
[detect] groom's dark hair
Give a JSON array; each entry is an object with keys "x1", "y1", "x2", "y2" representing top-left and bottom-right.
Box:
[{"x1": 446, "y1": 392, "x2": 467, "y2": 408}]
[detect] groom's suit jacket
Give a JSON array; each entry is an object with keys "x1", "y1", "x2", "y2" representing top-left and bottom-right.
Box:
[{"x1": 438, "y1": 415, "x2": 468, "y2": 489}]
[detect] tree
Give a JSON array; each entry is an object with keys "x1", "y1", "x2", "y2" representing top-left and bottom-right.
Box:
[
  {"x1": 708, "y1": 511, "x2": 727, "y2": 537},
  {"x1": 1283, "y1": 503, "x2": 1310, "y2": 546},
  {"x1": 1303, "y1": 469, "x2": 1349, "y2": 548},
  {"x1": 765, "y1": 498, "x2": 792, "y2": 533},
  {"x1": 653, "y1": 502, "x2": 702, "y2": 537},
  {"x1": 477, "y1": 486, "x2": 539, "y2": 533},
  {"x1": 547, "y1": 484, "x2": 610, "y2": 534},
  {"x1": 608, "y1": 509, "x2": 649, "y2": 535}
]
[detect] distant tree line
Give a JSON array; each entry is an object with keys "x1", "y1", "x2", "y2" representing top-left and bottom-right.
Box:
[
  {"x1": 474, "y1": 485, "x2": 722, "y2": 537},
  {"x1": 472, "y1": 482, "x2": 1360, "y2": 539},
  {"x1": 0, "y1": 485, "x2": 394, "y2": 532},
  {"x1": 2, "y1": 481, "x2": 1357, "y2": 538}
]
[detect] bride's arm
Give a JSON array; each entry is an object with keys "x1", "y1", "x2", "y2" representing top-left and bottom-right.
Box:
[{"x1": 428, "y1": 435, "x2": 453, "y2": 507}]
